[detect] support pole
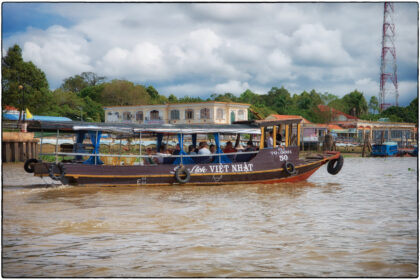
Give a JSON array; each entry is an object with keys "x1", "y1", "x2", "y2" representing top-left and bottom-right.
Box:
[
  {"x1": 139, "y1": 132, "x2": 143, "y2": 165},
  {"x1": 273, "y1": 126, "x2": 277, "y2": 148},
  {"x1": 55, "y1": 129, "x2": 59, "y2": 163},
  {"x1": 95, "y1": 130, "x2": 98, "y2": 165},
  {"x1": 285, "y1": 124, "x2": 289, "y2": 147},
  {"x1": 297, "y1": 123, "x2": 301, "y2": 148},
  {"x1": 259, "y1": 127, "x2": 265, "y2": 149}
]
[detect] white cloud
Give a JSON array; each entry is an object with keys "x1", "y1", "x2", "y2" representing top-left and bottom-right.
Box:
[
  {"x1": 214, "y1": 80, "x2": 250, "y2": 94},
  {"x1": 2, "y1": 2, "x2": 417, "y2": 105}
]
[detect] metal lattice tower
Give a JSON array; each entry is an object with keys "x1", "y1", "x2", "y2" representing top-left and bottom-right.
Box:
[{"x1": 379, "y1": 2, "x2": 399, "y2": 111}]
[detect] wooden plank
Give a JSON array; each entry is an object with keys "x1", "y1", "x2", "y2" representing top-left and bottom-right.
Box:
[{"x1": 13, "y1": 142, "x2": 19, "y2": 162}]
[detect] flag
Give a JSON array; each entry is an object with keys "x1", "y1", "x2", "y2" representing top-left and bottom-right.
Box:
[{"x1": 25, "y1": 108, "x2": 33, "y2": 119}]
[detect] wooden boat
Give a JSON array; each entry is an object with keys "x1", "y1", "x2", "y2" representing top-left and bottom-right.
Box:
[
  {"x1": 24, "y1": 118, "x2": 343, "y2": 186},
  {"x1": 371, "y1": 141, "x2": 398, "y2": 157}
]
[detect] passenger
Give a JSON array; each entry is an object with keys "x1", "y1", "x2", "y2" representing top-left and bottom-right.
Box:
[
  {"x1": 276, "y1": 133, "x2": 283, "y2": 145},
  {"x1": 165, "y1": 144, "x2": 180, "y2": 164},
  {"x1": 235, "y1": 143, "x2": 244, "y2": 152},
  {"x1": 144, "y1": 147, "x2": 157, "y2": 165},
  {"x1": 188, "y1": 145, "x2": 197, "y2": 155},
  {"x1": 209, "y1": 144, "x2": 216, "y2": 154},
  {"x1": 198, "y1": 141, "x2": 211, "y2": 155},
  {"x1": 172, "y1": 144, "x2": 181, "y2": 155},
  {"x1": 196, "y1": 141, "x2": 211, "y2": 163},
  {"x1": 245, "y1": 140, "x2": 256, "y2": 151},
  {"x1": 236, "y1": 141, "x2": 256, "y2": 162},
  {"x1": 223, "y1": 141, "x2": 236, "y2": 153},
  {"x1": 156, "y1": 144, "x2": 170, "y2": 164},
  {"x1": 266, "y1": 131, "x2": 274, "y2": 148}
]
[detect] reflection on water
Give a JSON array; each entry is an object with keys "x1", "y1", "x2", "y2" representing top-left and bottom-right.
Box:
[{"x1": 2, "y1": 158, "x2": 418, "y2": 277}]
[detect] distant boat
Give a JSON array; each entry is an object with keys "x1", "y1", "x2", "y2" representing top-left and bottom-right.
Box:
[{"x1": 371, "y1": 142, "x2": 398, "y2": 157}]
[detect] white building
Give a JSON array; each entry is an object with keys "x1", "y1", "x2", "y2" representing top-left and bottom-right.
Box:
[{"x1": 104, "y1": 101, "x2": 250, "y2": 125}]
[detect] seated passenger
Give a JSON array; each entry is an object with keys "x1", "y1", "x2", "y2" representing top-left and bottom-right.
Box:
[
  {"x1": 156, "y1": 144, "x2": 170, "y2": 164},
  {"x1": 188, "y1": 145, "x2": 197, "y2": 155},
  {"x1": 223, "y1": 141, "x2": 236, "y2": 153},
  {"x1": 166, "y1": 144, "x2": 180, "y2": 164},
  {"x1": 195, "y1": 141, "x2": 211, "y2": 163},
  {"x1": 237, "y1": 140, "x2": 257, "y2": 162},
  {"x1": 144, "y1": 147, "x2": 157, "y2": 165},
  {"x1": 245, "y1": 140, "x2": 256, "y2": 151},
  {"x1": 209, "y1": 144, "x2": 216, "y2": 154}
]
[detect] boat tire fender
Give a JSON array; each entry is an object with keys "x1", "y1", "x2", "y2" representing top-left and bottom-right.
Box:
[
  {"x1": 24, "y1": 158, "x2": 38, "y2": 173},
  {"x1": 48, "y1": 163, "x2": 66, "y2": 181},
  {"x1": 175, "y1": 166, "x2": 190, "y2": 184},
  {"x1": 327, "y1": 155, "x2": 344, "y2": 175},
  {"x1": 284, "y1": 162, "x2": 296, "y2": 176}
]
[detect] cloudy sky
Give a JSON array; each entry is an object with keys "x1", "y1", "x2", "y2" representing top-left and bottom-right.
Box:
[{"x1": 2, "y1": 2, "x2": 418, "y2": 105}]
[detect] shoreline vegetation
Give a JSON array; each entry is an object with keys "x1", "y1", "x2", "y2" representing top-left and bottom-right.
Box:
[{"x1": 2, "y1": 44, "x2": 418, "y2": 125}]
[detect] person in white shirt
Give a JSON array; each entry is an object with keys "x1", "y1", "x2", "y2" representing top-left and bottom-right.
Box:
[
  {"x1": 156, "y1": 144, "x2": 170, "y2": 164},
  {"x1": 198, "y1": 142, "x2": 211, "y2": 155},
  {"x1": 266, "y1": 131, "x2": 274, "y2": 148}
]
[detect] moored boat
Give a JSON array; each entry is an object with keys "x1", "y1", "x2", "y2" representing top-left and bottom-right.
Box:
[
  {"x1": 24, "y1": 118, "x2": 343, "y2": 186},
  {"x1": 371, "y1": 141, "x2": 398, "y2": 157}
]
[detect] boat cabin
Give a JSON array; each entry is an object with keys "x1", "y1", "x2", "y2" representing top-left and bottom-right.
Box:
[{"x1": 27, "y1": 118, "x2": 303, "y2": 166}]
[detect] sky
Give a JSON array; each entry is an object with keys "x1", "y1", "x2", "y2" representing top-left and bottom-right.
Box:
[{"x1": 2, "y1": 2, "x2": 418, "y2": 106}]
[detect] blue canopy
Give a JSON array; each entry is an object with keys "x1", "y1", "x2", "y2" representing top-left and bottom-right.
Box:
[{"x1": 3, "y1": 114, "x2": 71, "y2": 122}]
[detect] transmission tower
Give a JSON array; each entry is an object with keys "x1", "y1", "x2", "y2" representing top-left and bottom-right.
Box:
[{"x1": 379, "y1": 2, "x2": 399, "y2": 112}]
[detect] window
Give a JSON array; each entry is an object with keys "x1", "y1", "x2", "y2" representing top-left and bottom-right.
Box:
[
  {"x1": 391, "y1": 130, "x2": 402, "y2": 138},
  {"x1": 200, "y1": 108, "x2": 210, "y2": 119},
  {"x1": 115, "y1": 112, "x2": 120, "y2": 118},
  {"x1": 123, "y1": 111, "x2": 132, "y2": 121},
  {"x1": 238, "y1": 110, "x2": 245, "y2": 120},
  {"x1": 136, "y1": 111, "x2": 143, "y2": 121},
  {"x1": 150, "y1": 110, "x2": 160, "y2": 120},
  {"x1": 230, "y1": 111, "x2": 236, "y2": 123},
  {"x1": 216, "y1": 108, "x2": 224, "y2": 119},
  {"x1": 185, "y1": 109, "x2": 194, "y2": 120},
  {"x1": 170, "y1": 110, "x2": 180, "y2": 120},
  {"x1": 107, "y1": 112, "x2": 113, "y2": 116}
]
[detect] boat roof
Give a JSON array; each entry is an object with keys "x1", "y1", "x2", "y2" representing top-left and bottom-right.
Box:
[
  {"x1": 26, "y1": 117, "x2": 302, "y2": 135},
  {"x1": 26, "y1": 120, "x2": 261, "y2": 135}
]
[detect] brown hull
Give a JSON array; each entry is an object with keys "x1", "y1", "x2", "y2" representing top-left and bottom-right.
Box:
[{"x1": 34, "y1": 148, "x2": 340, "y2": 186}]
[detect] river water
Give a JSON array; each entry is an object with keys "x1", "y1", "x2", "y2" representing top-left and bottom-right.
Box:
[{"x1": 2, "y1": 157, "x2": 418, "y2": 277}]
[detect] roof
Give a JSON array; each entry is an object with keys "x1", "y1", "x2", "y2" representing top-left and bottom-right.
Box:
[
  {"x1": 4, "y1": 105, "x2": 18, "y2": 111},
  {"x1": 327, "y1": 124, "x2": 343, "y2": 130},
  {"x1": 317, "y1": 104, "x2": 358, "y2": 120},
  {"x1": 266, "y1": 114, "x2": 312, "y2": 124},
  {"x1": 3, "y1": 114, "x2": 72, "y2": 122},
  {"x1": 104, "y1": 101, "x2": 251, "y2": 109},
  {"x1": 27, "y1": 120, "x2": 261, "y2": 135}
]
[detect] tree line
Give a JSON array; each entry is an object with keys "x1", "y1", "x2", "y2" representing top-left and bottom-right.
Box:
[{"x1": 2, "y1": 44, "x2": 418, "y2": 124}]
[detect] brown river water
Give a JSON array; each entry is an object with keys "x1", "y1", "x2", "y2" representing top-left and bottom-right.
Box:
[{"x1": 2, "y1": 157, "x2": 418, "y2": 277}]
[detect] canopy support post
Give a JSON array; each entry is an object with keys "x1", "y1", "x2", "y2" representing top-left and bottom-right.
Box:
[
  {"x1": 55, "y1": 129, "x2": 59, "y2": 163},
  {"x1": 259, "y1": 127, "x2": 265, "y2": 149},
  {"x1": 139, "y1": 132, "x2": 142, "y2": 165}
]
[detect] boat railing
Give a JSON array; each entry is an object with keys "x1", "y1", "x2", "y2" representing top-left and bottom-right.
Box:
[{"x1": 39, "y1": 150, "x2": 260, "y2": 164}]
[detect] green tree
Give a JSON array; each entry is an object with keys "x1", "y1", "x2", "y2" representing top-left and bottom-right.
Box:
[
  {"x1": 79, "y1": 84, "x2": 105, "y2": 103},
  {"x1": 101, "y1": 80, "x2": 150, "y2": 106},
  {"x1": 320, "y1": 92, "x2": 339, "y2": 105},
  {"x1": 146, "y1": 85, "x2": 160, "y2": 100},
  {"x1": 368, "y1": 96, "x2": 379, "y2": 114},
  {"x1": 341, "y1": 90, "x2": 368, "y2": 117},
  {"x1": 2, "y1": 44, "x2": 50, "y2": 115},
  {"x1": 61, "y1": 72, "x2": 105, "y2": 93},
  {"x1": 168, "y1": 94, "x2": 178, "y2": 103},
  {"x1": 264, "y1": 86, "x2": 292, "y2": 114}
]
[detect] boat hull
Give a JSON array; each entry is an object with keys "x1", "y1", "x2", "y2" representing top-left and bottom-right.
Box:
[{"x1": 33, "y1": 148, "x2": 340, "y2": 186}]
